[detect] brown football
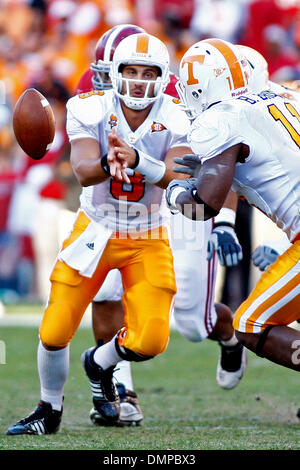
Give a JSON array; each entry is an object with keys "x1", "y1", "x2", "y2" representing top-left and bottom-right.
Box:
[{"x1": 13, "y1": 88, "x2": 56, "y2": 160}]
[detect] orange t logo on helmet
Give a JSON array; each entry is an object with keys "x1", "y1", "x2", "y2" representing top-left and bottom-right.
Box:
[{"x1": 181, "y1": 56, "x2": 205, "y2": 85}]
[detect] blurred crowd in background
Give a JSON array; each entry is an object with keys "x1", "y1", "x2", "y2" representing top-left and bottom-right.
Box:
[{"x1": 0, "y1": 0, "x2": 300, "y2": 305}]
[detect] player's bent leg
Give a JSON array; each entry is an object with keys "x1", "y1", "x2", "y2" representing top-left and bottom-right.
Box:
[
  {"x1": 210, "y1": 303, "x2": 247, "y2": 390},
  {"x1": 235, "y1": 326, "x2": 300, "y2": 371},
  {"x1": 8, "y1": 259, "x2": 108, "y2": 436},
  {"x1": 233, "y1": 242, "x2": 300, "y2": 371},
  {"x1": 90, "y1": 301, "x2": 144, "y2": 426}
]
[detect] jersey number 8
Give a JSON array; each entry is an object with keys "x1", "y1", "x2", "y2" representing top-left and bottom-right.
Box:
[{"x1": 110, "y1": 172, "x2": 145, "y2": 202}]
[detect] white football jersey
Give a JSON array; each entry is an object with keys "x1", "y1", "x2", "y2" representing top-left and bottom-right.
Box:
[
  {"x1": 66, "y1": 90, "x2": 190, "y2": 232},
  {"x1": 189, "y1": 90, "x2": 300, "y2": 242}
]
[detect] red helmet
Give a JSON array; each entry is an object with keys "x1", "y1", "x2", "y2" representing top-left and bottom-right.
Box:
[{"x1": 91, "y1": 24, "x2": 145, "y2": 90}]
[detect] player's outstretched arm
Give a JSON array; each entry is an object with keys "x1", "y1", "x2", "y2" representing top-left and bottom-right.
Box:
[
  {"x1": 107, "y1": 127, "x2": 192, "y2": 188},
  {"x1": 166, "y1": 144, "x2": 241, "y2": 220},
  {"x1": 70, "y1": 137, "x2": 110, "y2": 187}
]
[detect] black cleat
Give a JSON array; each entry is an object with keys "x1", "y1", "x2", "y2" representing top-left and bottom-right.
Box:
[
  {"x1": 89, "y1": 383, "x2": 143, "y2": 427},
  {"x1": 81, "y1": 347, "x2": 120, "y2": 425},
  {"x1": 7, "y1": 401, "x2": 62, "y2": 435},
  {"x1": 216, "y1": 342, "x2": 247, "y2": 390}
]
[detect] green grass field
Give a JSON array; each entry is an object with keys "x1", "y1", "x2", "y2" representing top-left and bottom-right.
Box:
[{"x1": 0, "y1": 325, "x2": 300, "y2": 450}]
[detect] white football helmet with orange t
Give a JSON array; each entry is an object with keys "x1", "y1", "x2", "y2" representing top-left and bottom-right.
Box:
[
  {"x1": 110, "y1": 33, "x2": 170, "y2": 110},
  {"x1": 176, "y1": 38, "x2": 251, "y2": 117}
]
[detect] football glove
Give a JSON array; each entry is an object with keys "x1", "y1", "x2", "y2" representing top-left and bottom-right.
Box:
[
  {"x1": 207, "y1": 225, "x2": 243, "y2": 267},
  {"x1": 165, "y1": 178, "x2": 197, "y2": 211},
  {"x1": 251, "y1": 245, "x2": 279, "y2": 271},
  {"x1": 173, "y1": 154, "x2": 202, "y2": 177}
]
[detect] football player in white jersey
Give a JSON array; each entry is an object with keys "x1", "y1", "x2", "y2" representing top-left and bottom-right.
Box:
[
  {"x1": 75, "y1": 30, "x2": 247, "y2": 427},
  {"x1": 238, "y1": 45, "x2": 297, "y2": 273},
  {"x1": 166, "y1": 38, "x2": 300, "y2": 373},
  {"x1": 7, "y1": 33, "x2": 193, "y2": 435}
]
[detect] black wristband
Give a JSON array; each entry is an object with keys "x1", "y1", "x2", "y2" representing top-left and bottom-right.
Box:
[
  {"x1": 100, "y1": 155, "x2": 110, "y2": 175},
  {"x1": 190, "y1": 189, "x2": 219, "y2": 218},
  {"x1": 214, "y1": 221, "x2": 235, "y2": 229},
  {"x1": 131, "y1": 147, "x2": 140, "y2": 169}
]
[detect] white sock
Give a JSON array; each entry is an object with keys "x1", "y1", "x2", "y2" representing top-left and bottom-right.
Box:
[
  {"x1": 220, "y1": 333, "x2": 239, "y2": 347},
  {"x1": 37, "y1": 341, "x2": 69, "y2": 411},
  {"x1": 114, "y1": 360, "x2": 134, "y2": 391},
  {"x1": 93, "y1": 335, "x2": 123, "y2": 370}
]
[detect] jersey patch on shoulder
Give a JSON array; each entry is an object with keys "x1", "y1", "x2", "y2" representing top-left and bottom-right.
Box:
[
  {"x1": 151, "y1": 121, "x2": 167, "y2": 133},
  {"x1": 67, "y1": 93, "x2": 103, "y2": 126},
  {"x1": 79, "y1": 90, "x2": 105, "y2": 99}
]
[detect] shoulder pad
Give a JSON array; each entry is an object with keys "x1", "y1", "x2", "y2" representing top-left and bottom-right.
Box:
[
  {"x1": 189, "y1": 105, "x2": 240, "y2": 159},
  {"x1": 66, "y1": 92, "x2": 104, "y2": 125},
  {"x1": 160, "y1": 95, "x2": 191, "y2": 135}
]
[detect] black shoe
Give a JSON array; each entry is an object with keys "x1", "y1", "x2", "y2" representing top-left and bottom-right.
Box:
[
  {"x1": 81, "y1": 347, "x2": 120, "y2": 425},
  {"x1": 7, "y1": 401, "x2": 62, "y2": 435},
  {"x1": 216, "y1": 342, "x2": 247, "y2": 390}
]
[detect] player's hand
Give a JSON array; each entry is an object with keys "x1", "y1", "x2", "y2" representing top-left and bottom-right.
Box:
[
  {"x1": 207, "y1": 225, "x2": 243, "y2": 267},
  {"x1": 107, "y1": 128, "x2": 131, "y2": 183},
  {"x1": 165, "y1": 178, "x2": 197, "y2": 210},
  {"x1": 251, "y1": 245, "x2": 279, "y2": 271},
  {"x1": 173, "y1": 154, "x2": 202, "y2": 177}
]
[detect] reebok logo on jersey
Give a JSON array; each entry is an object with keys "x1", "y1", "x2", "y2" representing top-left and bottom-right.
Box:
[
  {"x1": 109, "y1": 114, "x2": 118, "y2": 129},
  {"x1": 151, "y1": 122, "x2": 166, "y2": 133},
  {"x1": 86, "y1": 243, "x2": 94, "y2": 250}
]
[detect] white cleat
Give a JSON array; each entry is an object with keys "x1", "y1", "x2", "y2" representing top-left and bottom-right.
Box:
[
  {"x1": 90, "y1": 383, "x2": 143, "y2": 427},
  {"x1": 216, "y1": 342, "x2": 247, "y2": 390}
]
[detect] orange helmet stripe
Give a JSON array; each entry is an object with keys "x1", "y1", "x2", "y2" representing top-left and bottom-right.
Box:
[
  {"x1": 136, "y1": 34, "x2": 150, "y2": 54},
  {"x1": 205, "y1": 38, "x2": 245, "y2": 90}
]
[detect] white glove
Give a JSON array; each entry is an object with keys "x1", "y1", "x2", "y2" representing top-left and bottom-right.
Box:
[
  {"x1": 207, "y1": 225, "x2": 243, "y2": 267},
  {"x1": 173, "y1": 154, "x2": 202, "y2": 177},
  {"x1": 165, "y1": 178, "x2": 197, "y2": 211}
]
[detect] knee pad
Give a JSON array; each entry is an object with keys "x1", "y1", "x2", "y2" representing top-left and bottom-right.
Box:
[{"x1": 40, "y1": 302, "x2": 77, "y2": 349}]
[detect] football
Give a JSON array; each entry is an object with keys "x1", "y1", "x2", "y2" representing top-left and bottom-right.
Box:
[{"x1": 13, "y1": 88, "x2": 55, "y2": 160}]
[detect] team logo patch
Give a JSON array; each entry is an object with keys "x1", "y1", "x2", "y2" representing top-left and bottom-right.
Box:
[
  {"x1": 151, "y1": 121, "x2": 167, "y2": 133},
  {"x1": 109, "y1": 114, "x2": 118, "y2": 129},
  {"x1": 172, "y1": 98, "x2": 181, "y2": 104},
  {"x1": 79, "y1": 90, "x2": 104, "y2": 99},
  {"x1": 214, "y1": 67, "x2": 226, "y2": 78}
]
